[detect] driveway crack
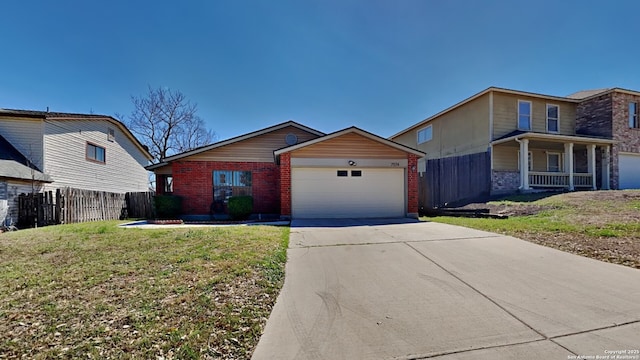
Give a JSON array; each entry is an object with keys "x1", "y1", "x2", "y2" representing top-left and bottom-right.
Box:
[{"x1": 402, "y1": 242, "x2": 570, "y2": 353}]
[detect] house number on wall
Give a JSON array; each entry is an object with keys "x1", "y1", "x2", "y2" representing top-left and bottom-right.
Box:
[{"x1": 390, "y1": 162, "x2": 400, "y2": 167}]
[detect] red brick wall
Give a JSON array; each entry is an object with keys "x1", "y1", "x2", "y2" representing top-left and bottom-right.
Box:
[
  {"x1": 155, "y1": 174, "x2": 166, "y2": 194},
  {"x1": 172, "y1": 161, "x2": 280, "y2": 215},
  {"x1": 279, "y1": 153, "x2": 291, "y2": 216},
  {"x1": 407, "y1": 154, "x2": 419, "y2": 214}
]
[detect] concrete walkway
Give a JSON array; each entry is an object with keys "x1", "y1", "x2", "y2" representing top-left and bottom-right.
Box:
[{"x1": 252, "y1": 219, "x2": 640, "y2": 360}]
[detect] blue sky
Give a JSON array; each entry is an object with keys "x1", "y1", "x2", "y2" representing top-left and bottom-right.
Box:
[{"x1": 2, "y1": 0, "x2": 640, "y2": 140}]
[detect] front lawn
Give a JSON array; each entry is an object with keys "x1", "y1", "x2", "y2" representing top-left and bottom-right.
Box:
[
  {"x1": 427, "y1": 190, "x2": 640, "y2": 269},
  {"x1": 0, "y1": 221, "x2": 289, "y2": 359}
]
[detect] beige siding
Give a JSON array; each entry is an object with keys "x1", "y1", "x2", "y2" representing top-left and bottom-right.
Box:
[
  {"x1": 492, "y1": 145, "x2": 518, "y2": 170},
  {"x1": 0, "y1": 116, "x2": 45, "y2": 170},
  {"x1": 392, "y1": 93, "x2": 491, "y2": 159},
  {"x1": 43, "y1": 120, "x2": 149, "y2": 193},
  {"x1": 186, "y1": 126, "x2": 320, "y2": 162},
  {"x1": 493, "y1": 93, "x2": 577, "y2": 139},
  {"x1": 493, "y1": 144, "x2": 565, "y2": 172},
  {"x1": 291, "y1": 133, "x2": 406, "y2": 159}
]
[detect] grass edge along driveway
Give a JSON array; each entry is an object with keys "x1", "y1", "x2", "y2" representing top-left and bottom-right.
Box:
[
  {"x1": 427, "y1": 191, "x2": 640, "y2": 269},
  {"x1": 0, "y1": 221, "x2": 289, "y2": 359}
]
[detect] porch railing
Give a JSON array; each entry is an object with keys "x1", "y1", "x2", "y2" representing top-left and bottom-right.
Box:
[{"x1": 528, "y1": 172, "x2": 593, "y2": 188}]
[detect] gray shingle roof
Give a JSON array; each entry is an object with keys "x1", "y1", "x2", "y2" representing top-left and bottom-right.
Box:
[
  {"x1": 565, "y1": 88, "x2": 611, "y2": 99},
  {"x1": 0, "y1": 134, "x2": 52, "y2": 182}
]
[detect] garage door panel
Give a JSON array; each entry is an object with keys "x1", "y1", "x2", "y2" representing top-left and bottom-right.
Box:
[
  {"x1": 292, "y1": 168, "x2": 405, "y2": 218},
  {"x1": 619, "y1": 153, "x2": 640, "y2": 189}
]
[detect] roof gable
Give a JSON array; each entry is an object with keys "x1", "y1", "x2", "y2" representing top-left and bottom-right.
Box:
[
  {"x1": 0, "y1": 108, "x2": 153, "y2": 160},
  {"x1": 275, "y1": 127, "x2": 424, "y2": 158},
  {"x1": 390, "y1": 87, "x2": 580, "y2": 139},
  {"x1": 160, "y1": 121, "x2": 324, "y2": 163}
]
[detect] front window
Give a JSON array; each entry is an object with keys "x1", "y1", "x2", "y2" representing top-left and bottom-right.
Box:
[
  {"x1": 518, "y1": 100, "x2": 532, "y2": 130},
  {"x1": 86, "y1": 143, "x2": 106, "y2": 163},
  {"x1": 546, "y1": 104, "x2": 559, "y2": 133},
  {"x1": 630, "y1": 102, "x2": 639, "y2": 128},
  {"x1": 213, "y1": 170, "x2": 252, "y2": 203},
  {"x1": 164, "y1": 176, "x2": 173, "y2": 193},
  {"x1": 417, "y1": 125, "x2": 432, "y2": 144},
  {"x1": 547, "y1": 153, "x2": 562, "y2": 172}
]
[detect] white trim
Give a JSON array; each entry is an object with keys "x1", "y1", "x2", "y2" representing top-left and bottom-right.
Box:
[
  {"x1": 417, "y1": 125, "x2": 433, "y2": 144},
  {"x1": 546, "y1": 152, "x2": 562, "y2": 172},
  {"x1": 546, "y1": 103, "x2": 560, "y2": 133},
  {"x1": 517, "y1": 100, "x2": 532, "y2": 131}
]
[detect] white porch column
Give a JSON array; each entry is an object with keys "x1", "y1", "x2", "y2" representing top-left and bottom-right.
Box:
[
  {"x1": 587, "y1": 144, "x2": 596, "y2": 190},
  {"x1": 601, "y1": 145, "x2": 610, "y2": 190},
  {"x1": 565, "y1": 142, "x2": 574, "y2": 191},
  {"x1": 520, "y1": 139, "x2": 530, "y2": 190}
]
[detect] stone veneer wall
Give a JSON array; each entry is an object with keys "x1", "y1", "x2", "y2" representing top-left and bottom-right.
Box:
[
  {"x1": 491, "y1": 170, "x2": 520, "y2": 194},
  {"x1": 611, "y1": 92, "x2": 640, "y2": 189},
  {"x1": 576, "y1": 93, "x2": 612, "y2": 138}
]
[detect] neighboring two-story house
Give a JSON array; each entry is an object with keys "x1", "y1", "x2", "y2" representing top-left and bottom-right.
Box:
[
  {"x1": 0, "y1": 109, "x2": 153, "y2": 224},
  {"x1": 391, "y1": 87, "x2": 640, "y2": 208}
]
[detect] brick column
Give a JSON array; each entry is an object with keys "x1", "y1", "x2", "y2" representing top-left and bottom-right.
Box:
[
  {"x1": 279, "y1": 153, "x2": 291, "y2": 218},
  {"x1": 407, "y1": 153, "x2": 419, "y2": 218}
]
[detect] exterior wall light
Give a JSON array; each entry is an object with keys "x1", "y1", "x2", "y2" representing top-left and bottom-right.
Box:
[{"x1": 348, "y1": 160, "x2": 357, "y2": 166}]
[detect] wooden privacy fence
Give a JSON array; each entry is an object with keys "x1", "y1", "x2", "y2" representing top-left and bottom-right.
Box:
[
  {"x1": 17, "y1": 188, "x2": 154, "y2": 228},
  {"x1": 420, "y1": 151, "x2": 491, "y2": 210}
]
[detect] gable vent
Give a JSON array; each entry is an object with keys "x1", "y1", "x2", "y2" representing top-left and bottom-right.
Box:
[{"x1": 285, "y1": 133, "x2": 298, "y2": 145}]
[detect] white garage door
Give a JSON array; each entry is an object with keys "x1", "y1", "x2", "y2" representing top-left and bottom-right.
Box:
[
  {"x1": 291, "y1": 167, "x2": 405, "y2": 218},
  {"x1": 619, "y1": 153, "x2": 640, "y2": 189}
]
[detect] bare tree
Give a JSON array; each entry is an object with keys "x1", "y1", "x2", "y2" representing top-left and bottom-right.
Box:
[{"x1": 124, "y1": 86, "x2": 215, "y2": 163}]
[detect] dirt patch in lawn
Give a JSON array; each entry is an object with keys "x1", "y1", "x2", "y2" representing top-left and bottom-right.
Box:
[{"x1": 447, "y1": 190, "x2": 640, "y2": 269}]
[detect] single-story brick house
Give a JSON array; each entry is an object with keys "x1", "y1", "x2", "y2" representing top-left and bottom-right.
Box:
[{"x1": 147, "y1": 121, "x2": 424, "y2": 219}]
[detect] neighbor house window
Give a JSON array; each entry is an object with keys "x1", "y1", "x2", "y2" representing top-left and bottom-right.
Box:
[
  {"x1": 630, "y1": 102, "x2": 639, "y2": 128},
  {"x1": 417, "y1": 125, "x2": 432, "y2": 144},
  {"x1": 337, "y1": 170, "x2": 348, "y2": 177},
  {"x1": 547, "y1": 153, "x2": 562, "y2": 172},
  {"x1": 213, "y1": 170, "x2": 252, "y2": 202},
  {"x1": 86, "y1": 143, "x2": 106, "y2": 163},
  {"x1": 351, "y1": 170, "x2": 362, "y2": 177},
  {"x1": 518, "y1": 100, "x2": 532, "y2": 130},
  {"x1": 518, "y1": 151, "x2": 533, "y2": 171},
  {"x1": 546, "y1": 104, "x2": 559, "y2": 133},
  {"x1": 107, "y1": 128, "x2": 115, "y2": 142},
  {"x1": 164, "y1": 176, "x2": 173, "y2": 193}
]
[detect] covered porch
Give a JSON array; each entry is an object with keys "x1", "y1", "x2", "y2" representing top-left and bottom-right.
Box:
[{"x1": 491, "y1": 132, "x2": 615, "y2": 193}]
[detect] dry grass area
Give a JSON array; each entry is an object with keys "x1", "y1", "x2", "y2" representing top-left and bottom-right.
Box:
[
  {"x1": 0, "y1": 221, "x2": 289, "y2": 359},
  {"x1": 431, "y1": 190, "x2": 640, "y2": 269}
]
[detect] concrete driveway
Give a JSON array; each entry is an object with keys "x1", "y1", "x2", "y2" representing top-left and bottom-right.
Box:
[{"x1": 252, "y1": 219, "x2": 640, "y2": 359}]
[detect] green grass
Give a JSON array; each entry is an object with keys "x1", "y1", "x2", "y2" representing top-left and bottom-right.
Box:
[
  {"x1": 0, "y1": 221, "x2": 289, "y2": 359},
  {"x1": 425, "y1": 191, "x2": 640, "y2": 268}
]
